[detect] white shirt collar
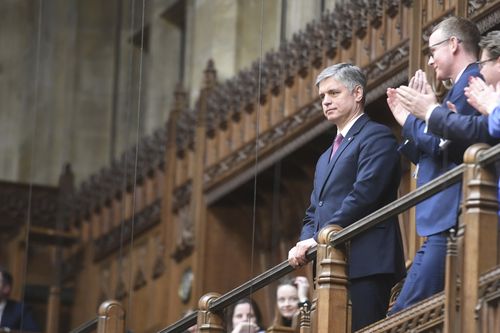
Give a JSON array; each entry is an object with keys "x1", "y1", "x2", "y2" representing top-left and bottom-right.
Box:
[
  {"x1": 338, "y1": 113, "x2": 364, "y2": 137},
  {"x1": 453, "y1": 64, "x2": 469, "y2": 84}
]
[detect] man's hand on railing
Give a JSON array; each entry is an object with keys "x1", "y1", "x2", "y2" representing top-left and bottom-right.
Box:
[{"x1": 288, "y1": 238, "x2": 317, "y2": 268}]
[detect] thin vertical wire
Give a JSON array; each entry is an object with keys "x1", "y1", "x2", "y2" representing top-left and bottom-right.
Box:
[
  {"x1": 20, "y1": 0, "x2": 43, "y2": 330},
  {"x1": 126, "y1": 0, "x2": 147, "y2": 323},
  {"x1": 117, "y1": 0, "x2": 136, "y2": 302},
  {"x1": 249, "y1": 0, "x2": 265, "y2": 312}
]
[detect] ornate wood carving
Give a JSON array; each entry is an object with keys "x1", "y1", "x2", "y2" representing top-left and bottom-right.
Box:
[
  {"x1": 152, "y1": 235, "x2": 166, "y2": 279},
  {"x1": 386, "y1": 0, "x2": 399, "y2": 18},
  {"x1": 93, "y1": 199, "x2": 161, "y2": 261},
  {"x1": 171, "y1": 205, "x2": 194, "y2": 262},
  {"x1": 203, "y1": 103, "x2": 323, "y2": 187},
  {"x1": 364, "y1": 41, "x2": 409, "y2": 81},
  {"x1": 473, "y1": 1, "x2": 500, "y2": 32},
  {"x1": 477, "y1": 267, "x2": 500, "y2": 332},
  {"x1": 172, "y1": 180, "x2": 192, "y2": 212},
  {"x1": 350, "y1": 0, "x2": 368, "y2": 39},
  {"x1": 321, "y1": 10, "x2": 338, "y2": 59},
  {"x1": 133, "y1": 245, "x2": 148, "y2": 290},
  {"x1": 0, "y1": 181, "x2": 58, "y2": 232},
  {"x1": 401, "y1": 0, "x2": 413, "y2": 7},
  {"x1": 368, "y1": 0, "x2": 384, "y2": 29},
  {"x1": 357, "y1": 293, "x2": 444, "y2": 332},
  {"x1": 305, "y1": 22, "x2": 324, "y2": 69},
  {"x1": 335, "y1": 3, "x2": 353, "y2": 49},
  {"x1": 71, "y1": 125, "x2": 166, "y2": 221}
]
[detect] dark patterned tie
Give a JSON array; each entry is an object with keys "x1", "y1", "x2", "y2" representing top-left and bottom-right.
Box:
[{"x1": 329, "y1": 134, "x2": 344, "y2": 161}]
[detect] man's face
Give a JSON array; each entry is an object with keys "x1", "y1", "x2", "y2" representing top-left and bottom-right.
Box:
[
  {"x1": 428, "y1": 29, "x2": 454, "y2": 81},
  {"x1": 318, "y1": 76, "x2": 362, "y2": 126},
  {"x1": 479, "y1": 49, "x2": 500, "y2": 85}
]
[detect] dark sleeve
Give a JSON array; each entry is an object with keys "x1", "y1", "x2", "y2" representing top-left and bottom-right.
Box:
[
  {"x1": 428, "y1": 107, "x2": 496, "y2": 145},
  {"x1": 21, "y1": 304, "x2": 40, "y2": 332},
  {"x1": 402, "y1": 114, "x2": 442, "y2": 157}
]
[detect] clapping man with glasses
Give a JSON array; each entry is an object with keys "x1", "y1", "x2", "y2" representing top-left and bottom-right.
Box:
[{"x1": 386, "y1": 17, "x2": 483, "y2": 315}]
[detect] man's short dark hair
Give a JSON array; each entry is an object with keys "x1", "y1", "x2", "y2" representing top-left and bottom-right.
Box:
[{"x1": 432, "y1": 16, "x2": 481, "y2": 57}]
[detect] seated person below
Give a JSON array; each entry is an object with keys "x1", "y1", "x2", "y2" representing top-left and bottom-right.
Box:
[
  {"x1": 272, "y1": 276, "x2": 310, "y2": 328},
  {"x1": 0, "y1": 268, "x2": 40, "y2": 332},
  {"x1": 225, "y1": 298, "x2": 265, "y2": 333}
]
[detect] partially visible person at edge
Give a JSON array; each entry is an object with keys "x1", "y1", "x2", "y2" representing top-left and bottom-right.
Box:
[
  {"x1": 225, "y1": 298, "x2": 265, "y2": 333},
  {"x1": 0, "y1": 267, "x2": 40, "y2": 332},
  {"x1": 272, "y1": 276, "x2": 310, "y2": 328},
  {"x1": 288, "y1": 63, "x2": 406, "y2": 331},
  {"x1": 386, "y1": 16, "x2": 482, "y2": 315},
  {"x1": 464, "y1": 31, "x2": 500, "y2": 213},
  {"x1": 463, "y1": 30, "x2": 500, "y2": 140}
]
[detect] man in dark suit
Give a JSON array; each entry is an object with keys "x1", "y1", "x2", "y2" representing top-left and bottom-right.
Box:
[
  {"x1": 386, "y1": 16, "x2": 482, "y2": 314},
  {"x1": 288, "y1": 63, "x2": 406, "y2": 331},
  {"x1": 0, "y1": 268, "x2": 40, "y2": 332}
]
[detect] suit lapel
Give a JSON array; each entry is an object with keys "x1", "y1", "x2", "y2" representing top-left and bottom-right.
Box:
[{"x1": 318, "y1": 114, "x2": 369, "y2": 198}]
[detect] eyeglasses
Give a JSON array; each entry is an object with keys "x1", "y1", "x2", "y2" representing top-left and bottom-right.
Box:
[
  {"x1": 428, "y1": 37, "x2": 462, "y2": 58},
  {"x1": 476, "y1": 58, "x2": 497, "y2": 69}
]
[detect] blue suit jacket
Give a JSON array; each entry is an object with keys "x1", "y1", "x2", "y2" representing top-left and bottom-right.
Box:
[
  {"x1": 1, "y1": 300, "x2": 40, "y2": 332},
  {"x1": 300, "y1": 114, "x2": 406, "y2": 281},
  {"x1": 489, "y1": 106, "x2": 500, "y2": 138},
  {"x1": 399, "y1": 63, "x2": 482, "y2": 236}
]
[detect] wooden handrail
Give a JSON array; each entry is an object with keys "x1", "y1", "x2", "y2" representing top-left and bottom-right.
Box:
[
  {"x1": 477, "y1": 141, "x2": 500, "y2": 166},
  {"x1": 158, "y1": 143, "x2": 500, "y2": 333},
  {"x1": 329, "y1": 163, "x2": 465, "y2": 247},
  {"x1": 70, "y1": 300, "x2": 125, "y2": 333},
  {"x1": 69, "y1": 317, "x2": 98, "y2": 333}
]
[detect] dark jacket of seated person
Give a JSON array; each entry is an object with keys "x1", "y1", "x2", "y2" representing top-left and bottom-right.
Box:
[{"x1": 0, "y1": 268, "x2": 40, "y2": 332}]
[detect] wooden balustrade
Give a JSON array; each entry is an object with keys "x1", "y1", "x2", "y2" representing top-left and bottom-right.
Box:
[
  {"x1": 197, "y1": 293, "x2": 224, "y2": 333},
  {"x1": 460, "y1": 144, "x2": 499, "y2": 333},
  {"x1": 97, "y1": 300, "x2": 125, "y2": 333},
  {"x1": 316, "y1": 225, "x2": 349, "y2": 333},
  {"x1": 159, "y1": 143, "x2": 500, "y2": 333},
  {"x1": 69, "y1": 300, "x2": 124, "y2": 333}
]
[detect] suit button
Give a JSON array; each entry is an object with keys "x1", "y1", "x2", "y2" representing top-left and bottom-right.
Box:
[{"x1": 318, "y1": 201, "x2": 323, "y2": 207}]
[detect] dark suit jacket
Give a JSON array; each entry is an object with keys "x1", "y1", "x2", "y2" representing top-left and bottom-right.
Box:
[
  {"x1": 300, "y1": 114, "x2": 406, "y2": 281},
  {"x1": 399, "y1": 63, "x2": 482, "y2": 236},
  {"x1": 1, "y1": 300, "x2": 40, "y2": 332}
]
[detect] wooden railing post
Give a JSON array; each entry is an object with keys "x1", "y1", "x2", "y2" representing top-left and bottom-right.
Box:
[
  {"x1": 298, "y1": 302, "x2": 311, "y2": 333},
  {"x1": 97, "y1": 300, "x2": 125, "y2": 333},
  {"x1": 460, "y1": 144, "x2": 498, "y2": 333},
  {"x1": 443, "y1": 230, "x2": 458, "y2": 333},
  {"x1": 316, "y1": 225, "x2": 349, "y2": 333},
  {"x1": 197, "y1": 293, "x2": 224, "y2": 333},
  {"x1": 45, "y1": 286, "x2": 61, "y2": 333}
]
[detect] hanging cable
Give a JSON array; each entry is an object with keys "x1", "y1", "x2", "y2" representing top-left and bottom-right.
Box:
[
  {"x1": 116, "y1": 0, "x2": 139, "y2": 327},
  {"x1": 19, "y1": 0, "x2": 43, "y2": 330},
  {"x1": 126, "y1": 0, "x2": 147, "y2": 324},
  {"x1": 248, "y1": 0, "x2": 266, "y2": 311}
]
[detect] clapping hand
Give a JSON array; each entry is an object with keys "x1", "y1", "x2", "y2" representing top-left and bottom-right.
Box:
[{"x1": 464, "y1": 76, "x2": 500, "y2": 115}]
